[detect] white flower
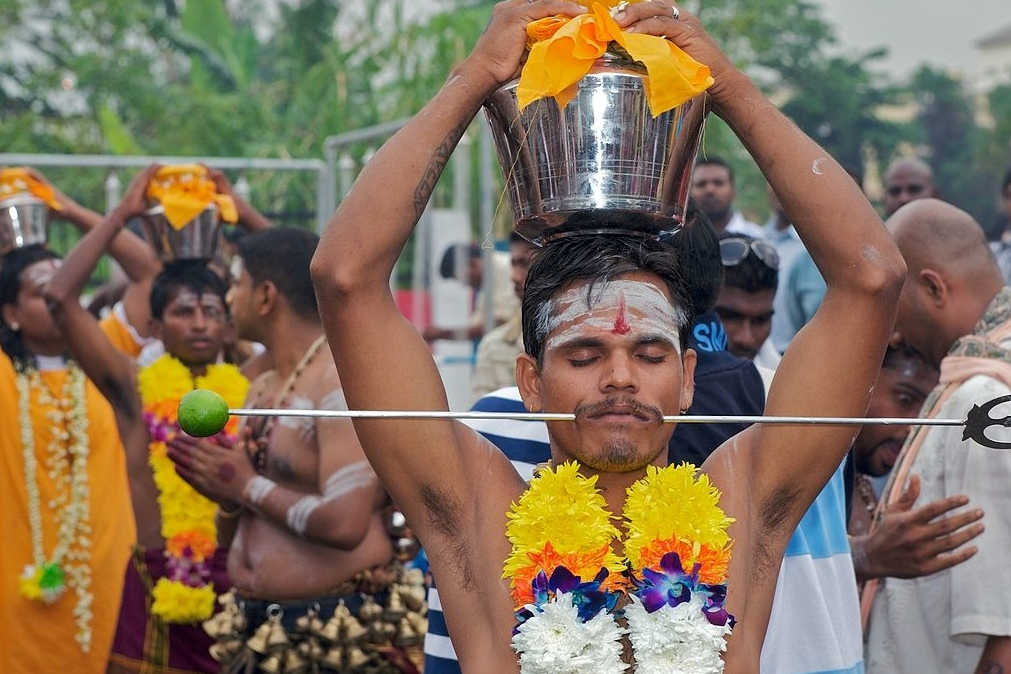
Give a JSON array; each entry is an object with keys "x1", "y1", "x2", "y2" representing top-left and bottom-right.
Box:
[
  {"x1": 625, "y1": 594, "x2": 732, "y2": 674},
  {"x1": 512, "y1": 593, "x2": 628, "y2": 674}
]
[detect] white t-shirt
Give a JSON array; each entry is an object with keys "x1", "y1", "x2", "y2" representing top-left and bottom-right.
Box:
[{"x1": 866, "y1": 373, "x2": 1011, "y2": 673}]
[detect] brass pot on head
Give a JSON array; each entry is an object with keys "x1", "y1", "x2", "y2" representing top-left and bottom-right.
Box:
[{"x1": 484, "y1": 53, "x2": 709, "y2": 245}]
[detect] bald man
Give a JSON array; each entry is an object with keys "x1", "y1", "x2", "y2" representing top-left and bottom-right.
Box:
[
  {"x1": 882, "y1": 157, "x2": 939, "y2": 216},
  {"x1": 865, "y1": 199, "x2": 1011, "y2": 674}
]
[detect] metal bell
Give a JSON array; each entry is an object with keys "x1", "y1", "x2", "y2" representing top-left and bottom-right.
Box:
[
  {"x1": 265, "y1": 620, "x2": 291, "y2": 651},
  {"x1": 202, "y1": 611, "x2": 231, "y2": 639},
  {"x1": 358, "y1": 597, "x2": 382, "y2": 622},
  {"x1": 209, "y1": 639, "x2": 243, "y2": 662},
  {"x1": 393, "y1": 617, "x2": 421, "y2": 648},
  {"x1": 246, "y1": 620, "x2": 273, "y2": 654},
  {"x1": 321, "y1": 646, "x2": 344, "y2": 670},
  {"x1": 344, "y1": 617, "x2": 368, "y2": 643},
  {"x1": 282, "y1": 648, "x2": 311, "y2": 674},
  {"x1": 345, "y1": 646, "x2": 371, "y2": 671},
  {"x1": 257, "y1": 652, "x2": 283, "y2": 674},
  {"x1": 383, "y1": 589, "x2": 406, "y2": 621}
]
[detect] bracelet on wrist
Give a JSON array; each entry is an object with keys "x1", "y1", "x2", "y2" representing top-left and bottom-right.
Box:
[{"x1": 217, "y1": 503, "x2": 244, "y2": 519}]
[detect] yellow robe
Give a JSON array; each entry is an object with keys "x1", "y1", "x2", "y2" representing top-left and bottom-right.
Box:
[{"x1": 0, "y1": 352, "x2": 136, "y2": 673}]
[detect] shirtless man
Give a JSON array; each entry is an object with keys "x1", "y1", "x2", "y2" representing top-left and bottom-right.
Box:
[
  {"x1": 169, "y1": 228, "x2": 413, "y2": 672},
  {"x1": 308, "y1": 1, "x2": 905, "y2": 671}
]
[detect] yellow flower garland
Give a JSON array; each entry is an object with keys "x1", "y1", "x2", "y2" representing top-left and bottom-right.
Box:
[
  {"x1": 139, "y1": 354, "x2": 248, "y2": 624},
  {"x1": 505, "y1": 461, "x2": 736, "y2": 671}
]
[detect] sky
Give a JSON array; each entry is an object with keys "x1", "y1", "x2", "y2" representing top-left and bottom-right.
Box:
[{"x1": 812, "y1": 0, "x2": 1009, "y2": 80}]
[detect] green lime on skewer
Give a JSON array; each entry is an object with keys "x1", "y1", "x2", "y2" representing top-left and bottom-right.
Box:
[{"x1": 178, "y1": 389, "x2": 230, "y2": 437}]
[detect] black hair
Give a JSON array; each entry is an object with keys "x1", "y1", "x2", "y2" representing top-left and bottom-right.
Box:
[
  {"x1": 521, "y1": 234, "x2": 692, "y2": 363},
  {"x1": 718, "y1": 232, "x2": 778, "y2": 293},
  {"x1": 0, "y1": 244, "x2": 61, "y2": 369},
  {"x1": 695, "y1": 155, "x2": 734, "y2": 185},
  {"x1": 881, "y1": 344, "x2": 935, "y2": 373},
  {"x1": 236, "y1": 227, "x2": 321, "y2": 322},
  {"x1": 149, "y1": 259, "x2": 229, "y2": 320},
  {"x1": 438, "y1": 243, "x2": 481, "y2": 280},
  {"x1": 1002, "y1": 166, "x2": 1011, "y2": 195},
  {"x1": 667, "y1": 202, "x2": 722, "y2": 315}
]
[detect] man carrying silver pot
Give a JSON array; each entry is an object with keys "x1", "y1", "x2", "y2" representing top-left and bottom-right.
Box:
[{"x1": 310, "y1": 1, "x2": 904, "y2": 672}]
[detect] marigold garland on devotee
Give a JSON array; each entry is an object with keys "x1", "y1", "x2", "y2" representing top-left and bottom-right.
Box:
[
  {"x1": 139, "y1": 354, "x2": 248, "y2": 624},
  {"x1": 504, "y1": 461, "x2": 735, "y2": 673},
  {"x1": 17, "y1": 362, "x2": 94, "y2": 652}
]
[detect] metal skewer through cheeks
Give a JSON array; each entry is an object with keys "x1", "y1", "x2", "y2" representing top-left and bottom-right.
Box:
[{"x1": 177, "y1": 390, "x2": 1011, "y2": 450}]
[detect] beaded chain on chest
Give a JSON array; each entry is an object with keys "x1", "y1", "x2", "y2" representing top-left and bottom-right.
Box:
[
  {"x1": 243, "y1": 335, "x2": 327, "y2": 474},
  {"x1": 855, "y1": 473, "x2": 878, "y2": 514}
]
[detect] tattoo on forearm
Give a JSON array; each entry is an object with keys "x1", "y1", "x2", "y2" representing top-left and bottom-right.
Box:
[
  {"x1": 981, "y1": 661, "x2": 1004, "y2": 674},
  {"x1": 412, "y1": 120, "x2": 470, "y2": 219}
]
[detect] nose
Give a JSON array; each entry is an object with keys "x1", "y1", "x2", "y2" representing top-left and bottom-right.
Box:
[
  {"x1": 602, "y1": 351, "x2": 638, "y2": 392},
  {"x1": 737, "y1": 321, "x2": 757, "y2": 350},
  {"x1": 889, "y1": 329, "x2": 904, "y2": 349},
  {"x1": 191, "y1": 308, "x2": 210, "y2": 331}
]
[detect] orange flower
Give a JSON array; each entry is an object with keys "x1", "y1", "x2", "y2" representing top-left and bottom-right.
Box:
[
  {"x1": 635, "y1": 537, "x2": 732, "y2": 585},
  {"x1": 509, "y1": 542, "x2": 628, "y2": 607},
  {"x1": 166, "y1": 530, "x2": 216, "y2": 563}
]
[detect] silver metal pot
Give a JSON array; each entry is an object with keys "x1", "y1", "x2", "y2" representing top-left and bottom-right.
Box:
[
  {"x1": 0, "y1": 193, "x2": 50, "y2": 254},
  {"x1": 484, "y1": 53, "x2": 709, "y2": 244},
  {"x1": 141, "y1": 203, "x2": 223, "y2": 262}
]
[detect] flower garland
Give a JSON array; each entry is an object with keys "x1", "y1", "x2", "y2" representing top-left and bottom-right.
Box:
[
  {"x1": 138, "y1": 354, "x2": 248, "y2": 624},
  {"x1": 16, "y1": 362, "x2": 94, "y2": 652},
  {"x1": 504, "y1": 462, "x2": 735, "y2": 673}
]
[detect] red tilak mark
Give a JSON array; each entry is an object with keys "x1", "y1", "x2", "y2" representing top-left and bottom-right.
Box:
[{"x1": 613, "y1": 295, "x2": 632, "y2": 335}]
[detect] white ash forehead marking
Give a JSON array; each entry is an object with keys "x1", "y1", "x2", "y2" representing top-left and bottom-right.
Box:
[{"x1": 540, "y1": 279, "x2": 684, "y2": 353}]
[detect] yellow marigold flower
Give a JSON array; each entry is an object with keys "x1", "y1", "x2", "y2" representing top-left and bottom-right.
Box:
[
  {"x1": 151, "y1": 578, "x2": 217, "y2": 623},
  {"x1": 503, "y1": 462, "x2": 624, "y2": 585},
  {"x1": 623, "y1": 463, "x2": 735, "y2": 572}
]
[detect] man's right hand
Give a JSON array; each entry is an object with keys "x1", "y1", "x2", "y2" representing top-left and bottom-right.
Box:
[
  {"x1": 459, "y1": 0, "x2": 585, "y2": 91},
  {"x1": 851, "y1": 474, "x2": 985, "y2": 582},
  {"x1": 110, "y1": 163, "x2": 161, "y2": 224}
]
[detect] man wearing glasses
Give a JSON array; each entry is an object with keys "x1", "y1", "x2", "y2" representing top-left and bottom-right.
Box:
[{"x1": 713, "y1": 233, "x2": 783, "y2": 370}]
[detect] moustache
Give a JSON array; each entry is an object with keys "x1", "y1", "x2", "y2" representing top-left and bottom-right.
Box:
[{"x1": 574, "y1": 397, "x2": 664, "y2": 423}]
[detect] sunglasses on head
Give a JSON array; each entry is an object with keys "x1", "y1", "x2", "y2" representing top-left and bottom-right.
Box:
[{"x1": 719, "y1": 237, "x2": 780, "y2": 270}]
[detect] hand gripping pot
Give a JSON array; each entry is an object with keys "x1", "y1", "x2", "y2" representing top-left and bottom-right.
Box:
[
  {"x1": 484, "y1": 53, "x2": 709, "y2": 245},
  {"x1": 0, "y1": 192, "x2": 50, "y2": 254}
]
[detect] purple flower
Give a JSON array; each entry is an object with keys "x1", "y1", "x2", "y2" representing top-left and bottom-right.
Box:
[
  {"x1": 632, "y1": 551, "x2": 733, "y2": 626},
  {"x1": 516, "y1": 566, "x2": 619, "y2": 631}
]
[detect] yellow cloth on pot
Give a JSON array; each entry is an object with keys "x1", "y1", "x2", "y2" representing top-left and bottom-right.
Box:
[
  {"x1": 0, "y1": 168, "x2": 62, "y2": 211},
  {"x1": 518, "y1": 2, "x2": 713, "y2": 117},
  {"x1": 146, "y1": 164, "x2": 238, "y2": 231}
]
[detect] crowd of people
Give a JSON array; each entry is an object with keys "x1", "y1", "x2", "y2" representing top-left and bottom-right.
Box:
[{"x1": 4, "y1": 1, "x2": 1011, "y2": 673}]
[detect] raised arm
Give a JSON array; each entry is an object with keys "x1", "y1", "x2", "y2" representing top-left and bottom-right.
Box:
[
  {"x1": 633, "y1": 8, "x2": 905, "y2": 527},
  {"x1": 44, "y1": 167, "x2": 162, "y2": 542},
  {"x1": 204, "y1": 166, "x2": 273, "y2": 233},
  {"x1": 29, "y1": 166, "x2": 162, "y2": 343},
  {"x1": 309, "y1": 1, "x2": 585, "y2": 538}
]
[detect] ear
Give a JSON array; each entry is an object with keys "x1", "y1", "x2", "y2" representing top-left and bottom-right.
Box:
[
  {"x1": 919, "y1": 269, "x2": 948, "y2": 308},
  {"x1": 0, "y1": 303, "x2": 14, "y2": 329},
  {"x1": 149, "y1": 317, "x2": 164, "y2": 341},
  {"x1": 255, "y1": 280, "x2": 278, "y2": 317},
  {"x1": 515, "y1": 353, "x2": 542, "y2": 413},
  {"x1": 679, "y1": 348, "x2": 697, "y2": 413}
]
